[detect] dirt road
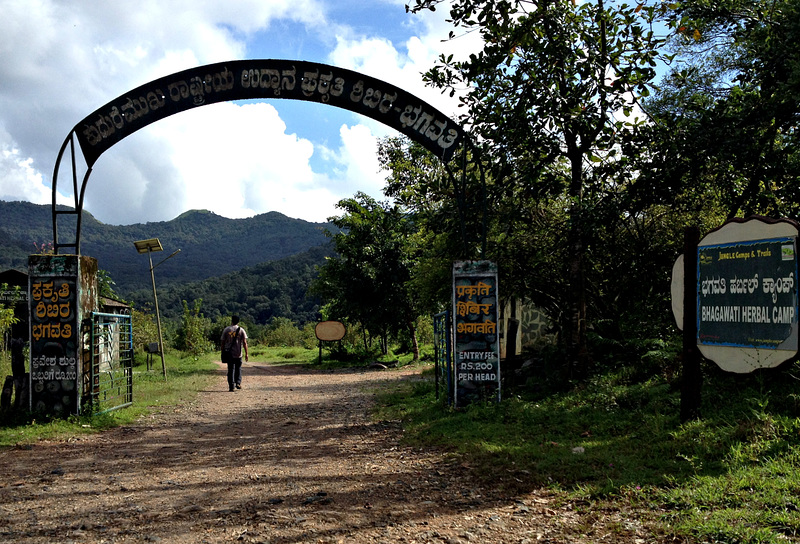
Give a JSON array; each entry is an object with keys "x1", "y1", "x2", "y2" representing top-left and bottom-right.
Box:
[{"x1": 0, "y1": 362, "x2": 654, "y2": 543}]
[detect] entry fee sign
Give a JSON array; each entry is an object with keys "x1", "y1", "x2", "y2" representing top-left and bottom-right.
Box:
[
  {"x1": 452, "y1": 261, "x2": 500, "y2": 407},
  {"x1": 697, "y1": 237, "x2": 799, "y2": 350}
]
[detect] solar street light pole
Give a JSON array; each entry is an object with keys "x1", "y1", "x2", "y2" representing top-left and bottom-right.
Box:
[{"x1": 134, "y1": 238, "x2": 180, "y2": 381}]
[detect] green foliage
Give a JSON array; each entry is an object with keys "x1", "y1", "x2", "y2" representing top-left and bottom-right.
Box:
[
  {"x1": 0, "y1": 283, "x2": 20, "y2": 347},
  {"x1": 643, "y1": 0, "x2": 800, "y2": 219},
  {"x1": 97, "y1": 269, "x2": 120, "y2": 300},
  {"x1": 377, "y1": 357, "x2": 800, "y2": 542},
  {"x1": 175, "y1": 300, "x2": 214, "y2": 356},
  {"x1": 136, "y1": 245, "x2": 331, "y2": 326},
  {"x1": 399, "y1": 0, "x2": 673, "y2": 374},
  {"x1": 301, "y1": 322, "x2": 318, "y2": 349},
  {"x1": 264, "y1": 317, "x2": 304, "y2": 347},
  {"x1": 328, "y1": 321, "x2": 374, "y2": 360},
  {"x1": 312, "y1": 193, "x2": 421, "y2": 359},
  {"x1": 131, "y1": 308, "x2": 159, "y2": 352}
]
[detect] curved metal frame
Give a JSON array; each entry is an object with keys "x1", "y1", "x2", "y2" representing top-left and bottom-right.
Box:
[
  {"x1": 50, "y1": 59, "x2": 472, "y2": 255},
  {"x1": 52, "y1": 131, "x2": 92, "y2": 255}
]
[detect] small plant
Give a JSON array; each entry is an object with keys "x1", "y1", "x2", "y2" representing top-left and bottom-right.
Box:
[
  {"x1": 278, "y1": 350, "x2": 298, "y2": 359},
  {"x1": 33, "y1": 241, "x2": 55, "y2": 255}
]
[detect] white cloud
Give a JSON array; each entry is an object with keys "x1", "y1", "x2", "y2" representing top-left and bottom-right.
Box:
[
  {"x1": 327, "y1": 2, "x2": 479, "y2": 119},
  {"x1": 0, "y1": 0, "x2": 464, "y2": 225},
  {"x1": 0, "y1": 126, "x2": 70, "y2": 206},
  {"x1": 84, "y1": 101, "x2": 388, "y2": 224},
  {"x1": 333, "y1": 123, "x2": 387, "y2": 197}
]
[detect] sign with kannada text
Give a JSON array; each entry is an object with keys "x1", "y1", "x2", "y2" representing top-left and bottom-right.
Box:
[
  {"x1": 74, "y1": 59, "x2": 464, "y2": 167},
  {"x1": 691, "y1": 217, "x2": 800, "y2": 373},
  {"x1": 452, "y1": 261, "x2": 500, "y2": 407},
  {"x1": 28, "y1": 255, "x2": 81, "y2": 414},
  {"x1": 698, "y1": 237, "x2": 798, "y2": 350}
]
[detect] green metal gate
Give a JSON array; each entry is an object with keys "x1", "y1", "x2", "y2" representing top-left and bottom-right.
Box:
[
  {"x1": 434, "y1": 310, "x2": 453, "y2": 405},
  {"x1": 83, "y1": 312, "x2": 133, "y2": 414}
]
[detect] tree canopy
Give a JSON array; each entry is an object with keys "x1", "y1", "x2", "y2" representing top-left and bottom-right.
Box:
[{"x1": 312, "y1": 193, "x2": 422, "y2": 359}]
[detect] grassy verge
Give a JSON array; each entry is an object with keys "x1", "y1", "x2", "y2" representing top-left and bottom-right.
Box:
[
  {"x1": 0, "y1": 350, "x2": 219, "y2": 447},
  {"x1": 247, "y1": 344, "x2": 431, "y2": 370},
  {"x1": 373, "y1": 362, "x2": 800, "y2": 543}
]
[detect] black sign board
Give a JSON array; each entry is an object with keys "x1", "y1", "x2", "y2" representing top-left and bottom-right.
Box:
[
  {"x1": 697, "y1": 237, "x2": 798, "y2": 350},
  {"x1": 29, "y1": 255, "x2": 80, "y2": 414},
  {"x1": 74, "y1": 60, "x2": 465, "y2": 167},
  {"x1": 452, "y1": 260, "x2": 500, "y2": 407}
]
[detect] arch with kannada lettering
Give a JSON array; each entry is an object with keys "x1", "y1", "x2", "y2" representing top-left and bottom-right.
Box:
[{"x1": 51, "y1": 59, "x2": 466, "y2": 254}]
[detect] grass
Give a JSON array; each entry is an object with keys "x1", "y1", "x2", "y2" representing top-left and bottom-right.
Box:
[
  {"x1": 5, "y1": 344, "x2": 800, "y2": 542},
  {"x1": 373, "y1": 361, "x2": 800, "y2": 543},
  {"x1": 0, "y1": 349, "x2": 219, "y2": 446}
]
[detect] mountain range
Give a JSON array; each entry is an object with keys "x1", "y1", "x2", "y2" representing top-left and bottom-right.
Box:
[{"x1": 0, "y1": 200, "x2": 335, "y2": 324}]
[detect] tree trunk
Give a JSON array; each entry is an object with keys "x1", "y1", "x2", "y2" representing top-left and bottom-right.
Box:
[
  {"x1": 381, "y1": 331, "x2": 389, "y2": 356},
  {"x1": 565, "y1": 149, "x2": 590, "y2": 379},
  {"x1": 407, "y1": 320, "x2": 420, "y2": 362}
]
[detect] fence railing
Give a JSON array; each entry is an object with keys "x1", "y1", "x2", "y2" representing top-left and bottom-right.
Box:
[
  {"x1": 83, "y1": 312, "x2": 133, "y2": 414},
  {"x1": 433, "y1": 310, "x2": 453, "y2": 405}
]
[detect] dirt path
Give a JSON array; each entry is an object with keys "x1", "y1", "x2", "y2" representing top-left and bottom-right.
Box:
[{"x1": 0, "y1": 362, "x2": 654, "y2": 543}]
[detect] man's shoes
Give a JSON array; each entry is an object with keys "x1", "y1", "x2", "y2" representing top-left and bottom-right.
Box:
[
  {"x1": 229, "y1": 387, "x2": 235, "y2": 392},
  {"x1": 235, "y1": 384, "x2": 242, "y2": 389}
]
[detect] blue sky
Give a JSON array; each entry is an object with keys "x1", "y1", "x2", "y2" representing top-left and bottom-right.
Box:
[{"x1": 0, "y1": 0, "x2": 477, "y2": 225}]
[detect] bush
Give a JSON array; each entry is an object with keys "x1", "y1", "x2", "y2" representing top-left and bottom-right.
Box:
[
  {"x1": 176, "y1": 300, "x2": 214, "y2": 355},
  {"x1": 264, "y1": 317, "x2": 303, "y2": 347},
  {"x1": 132, "y1": 308, "x2": 159, "y2": 352}
]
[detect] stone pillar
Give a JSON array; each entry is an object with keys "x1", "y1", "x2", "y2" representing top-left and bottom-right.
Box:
[{"x1": 28, "y1": 255, "x2": 98, "y2": 415}]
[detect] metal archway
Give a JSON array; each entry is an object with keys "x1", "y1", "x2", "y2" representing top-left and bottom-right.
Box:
[{"x1": 51, "y1": 59, "x2": 467, "y2": 254}]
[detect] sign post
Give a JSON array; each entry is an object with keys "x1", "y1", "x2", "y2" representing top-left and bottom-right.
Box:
[
  {"x1": 452, "y1": 261, "x2": 500, "y2": 407},
  {"x1": 315, "y1": 321, "x2": 346, "y2": 364},
  {"x1": 695, "y1": 218, "x2": 799, "y2": 373},
  {"x1": 28, "y1": 254, "x2": 98, "y2": 414},
  {"x1": 681, "y1": 227, "x2": 702, "y2": 421}
]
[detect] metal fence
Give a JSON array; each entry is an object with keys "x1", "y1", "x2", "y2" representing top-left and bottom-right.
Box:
[
  {"x1": 83, "y1": 312, "x2": 133, "y2": 414},
  {"x1": 433, "y1": 310, "x2": 453, "y2": 405}
]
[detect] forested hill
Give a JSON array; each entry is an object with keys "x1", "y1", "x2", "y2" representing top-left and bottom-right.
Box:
[
  {"x1": 0, "y1": 200, "x2": 334, "y2": 294},
  {"x1": 132, "y1": 243, "x2": 334, "y2": 324}
]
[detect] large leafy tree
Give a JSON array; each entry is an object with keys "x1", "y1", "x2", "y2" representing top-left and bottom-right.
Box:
[
  {"x1": 407, "y1": 0, "x2": 669, "y2": 374},
  {"x1": 312, "y1": 193, "x2": 422, "y2": 360},
  {"x1": 378, "y1": 136, "x2": 476, "y2": 315},
  {"x1": 640, "y1": 0, "x2": 800, "y2": 219}
]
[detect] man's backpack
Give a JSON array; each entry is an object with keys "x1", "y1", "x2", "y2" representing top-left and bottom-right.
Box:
[{"x1": 221, "y1": 326, "x2": 240, "y2": 363}]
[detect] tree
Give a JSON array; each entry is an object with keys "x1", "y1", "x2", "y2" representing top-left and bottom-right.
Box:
[
  {"x1": 176, "y1": 299, "x2": 214, "y2": 356},
  {"x1": 131, "y1": 308, "x2": 159, "y2": 352},
  {"x1": 312, "y1": 193, "x2": 422, "y2": 360},
  {"x1": 0, "y1": 284, "x2": 20, "y2": 351},
  {"x1": 407, "y1": 0, "x2": 669, "y2": 375},
  {"x1": 640, "y1": 0, "x2": 800, "y2": 219},
  {"x1": 378, "y1": 136, "x2": 468, "y2": 314}
]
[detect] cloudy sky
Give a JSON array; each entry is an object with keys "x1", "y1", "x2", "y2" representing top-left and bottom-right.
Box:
[{"x1": 0, "y1": 0, "x2": 476, "y2": 225}]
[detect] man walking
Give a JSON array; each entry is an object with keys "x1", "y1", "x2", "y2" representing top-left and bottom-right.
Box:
[{"x1": 220, "y1": 315, "x2": 248, "y2": 391}]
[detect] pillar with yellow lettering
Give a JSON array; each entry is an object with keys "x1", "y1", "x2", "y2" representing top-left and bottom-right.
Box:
[
  {"x1": 452, "y1": 260, "x2": 500, "y2": 407},
  {"x1": 28, "y1": 254, "x2": 98, "y2": 415}
]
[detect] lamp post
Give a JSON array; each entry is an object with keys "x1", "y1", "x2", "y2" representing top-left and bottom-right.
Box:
[{"x1": 133, "y1": 238, "x2": 180, "y2": 380}]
